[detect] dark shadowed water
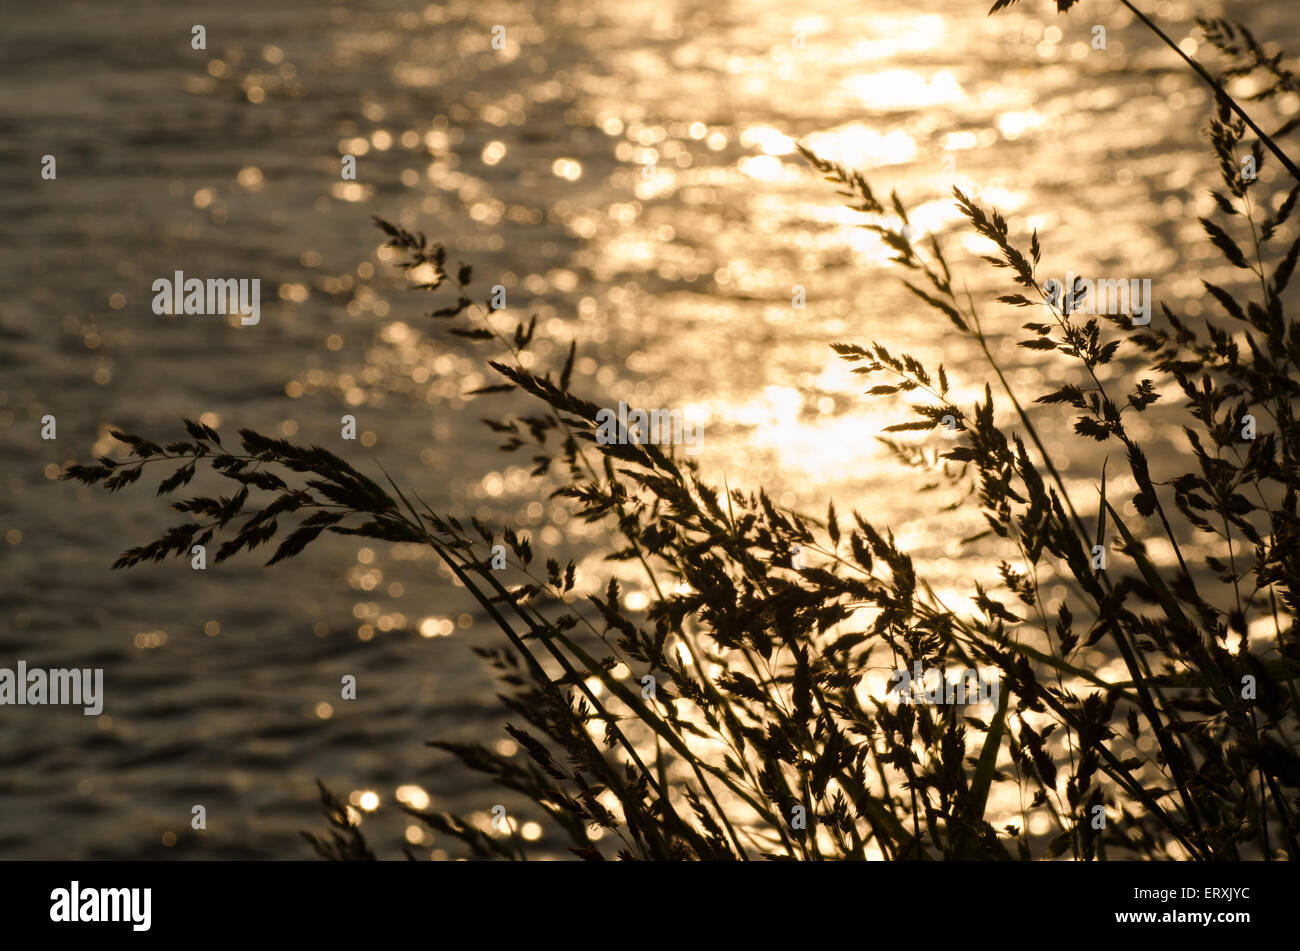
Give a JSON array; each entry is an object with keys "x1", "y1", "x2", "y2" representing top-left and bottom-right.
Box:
[{"x1": 1, "y1": 0, "x2": 1296, "y2": 857}]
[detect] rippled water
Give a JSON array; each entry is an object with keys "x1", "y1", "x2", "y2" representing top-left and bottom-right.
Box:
[{"x1": 1, "y1": 0, "x2": 1295, "y2": 857}]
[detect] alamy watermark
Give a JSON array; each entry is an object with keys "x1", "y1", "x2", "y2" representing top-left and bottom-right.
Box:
[
  {"x1": 887, "y1": 661, "x2": 999, "y2": 706},
  {"x1": 595, "y1": 400, "x2": 699, "y2": 455},
  {"x1": 50, "y1": 882, "x2": 150, "y2": 931},
  {"x1": 1043, "y1": 272, "x2": 1152, "y2": 326},
  {"x1": 0, "y1": 661, "x2": 103, "y2": 715},
  {"x1": 152, "y1": 271, "x2": 260, "y2": 325}
]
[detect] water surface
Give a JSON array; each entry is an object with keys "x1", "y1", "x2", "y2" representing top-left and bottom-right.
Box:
[{"x1": 0, "y1": 0, "x2": 1294, "y2": 857}]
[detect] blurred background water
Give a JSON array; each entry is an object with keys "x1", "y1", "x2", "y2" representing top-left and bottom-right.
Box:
[{"x1": 0, "y1": 0, "x2": 1296, "y2": 858}]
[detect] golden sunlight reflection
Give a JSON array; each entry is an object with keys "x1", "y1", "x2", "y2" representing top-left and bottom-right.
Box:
[
  {"x1": 418, "y1": 616, "x2": 455, "y2": 638},
  {"x1": 23, "y1": 0, "x2": 1275, "y2": 864},
  {"x1": 396, "y1": 785, "x2": 431, "y2": 810},
  {"x1": 352, "y1": 790, "x2": 380, "y2": 812},
  {"x1": 841, "y1": 69, "x2": 963, "y2": 110},
  {"x1": 843, "y1": 14, "x2": 946, "y2": 60},
  {"x1": 801, "y1": 124, "x2": 917, "y2": 169},
  {"x1": 739, "y1": 126, "x2": 796, "y2": 156}
]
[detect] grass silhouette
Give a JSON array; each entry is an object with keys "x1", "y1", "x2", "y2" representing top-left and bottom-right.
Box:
[{"x1": 64, "y1": 4, "x2": 1300, "y2": 860}]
